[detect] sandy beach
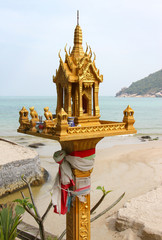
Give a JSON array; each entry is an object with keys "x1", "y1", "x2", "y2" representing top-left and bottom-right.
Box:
[
  {"x1": 0, "y1": 139, "x2": 37, "y2": 164},
  {"x1": 91, "y1": 139, "x2": 162, "y2": 239},
  {"x1": 0, "y1": 136, "x2": 162, "y2": 239}
]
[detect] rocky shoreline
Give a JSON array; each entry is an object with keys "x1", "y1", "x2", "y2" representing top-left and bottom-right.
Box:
[
  {"x1": 116, "y1": 91, "x2": 162, "y2": 98},
  {"x1": 116, "y1": 69, "x2": 162, "y2": 98},
  {"x1": 0, "y1": 139, "x2": 47, "y2": 197}
]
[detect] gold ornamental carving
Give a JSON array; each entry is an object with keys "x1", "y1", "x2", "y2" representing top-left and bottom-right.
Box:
[
  {"x1": 79, "y1": 195, "x2": 90, "y2": 240},
  {"x1": 68, "y1": 123, "x2": 126, "y2": 134},
  {"x1": 83, "y1": 83, "x2": 93, "y2": 88},
  {"x1": 81, "y1": 68, "x2": 96, "y2": 82}
]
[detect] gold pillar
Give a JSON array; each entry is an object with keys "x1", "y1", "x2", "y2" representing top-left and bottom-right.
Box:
[
  {"x1": 78, "y1": 83, "x2": 83, "y2": 116},
  {"x1": 68, "y1": 83, "x2": 72, "y2": 116},
  {"x1": 60, "y1": 86, "x2": 63, "y2": 109},
  {"x1": 74, "y1": 86, "x2": 78, "y2": 116},
  {"x1": 60, "y1": 137, "x2": 103, "y2": 240},
  {"x1": 56, "y1": 84, "x2": 59, "y2": 115},
  {"x1": 66, "y1": 170, "x2": 91, "y2": 240},
  {"x1": 93, "y1": 82, "x2": 100, "y2": 116},
  {"x1": 65, "y1": 87, "x2": 68, "y2": 114},
  {"x1": 93, "y1": 84, "x2": 95, "y2": 116},
  {"x1": 56, "y1": 84, "x2": 63, "y2": 115},
  {"x1": 89, "y1": 87, "x2": 92, "y2": 116}
]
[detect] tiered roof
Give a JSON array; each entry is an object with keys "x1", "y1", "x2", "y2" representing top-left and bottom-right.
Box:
[{"x1": 53, "y1": 23, "x2": 103, "y2": 84}]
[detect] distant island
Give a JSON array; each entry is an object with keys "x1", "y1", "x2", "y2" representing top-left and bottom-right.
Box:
[{"x1": 116, "y1": 69, "x2": 162, "y2": 97}]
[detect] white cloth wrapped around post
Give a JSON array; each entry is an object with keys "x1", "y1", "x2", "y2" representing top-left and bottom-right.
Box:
[{"x1": 52, "y1": 148, "x2": 95, "y2": 215}]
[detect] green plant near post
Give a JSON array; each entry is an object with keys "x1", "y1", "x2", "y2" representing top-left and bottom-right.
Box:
[
  {"x1": 90, "y1": 186, "x2": 112, "y2": 214},
  {"x1": 46, "y1": 237, "x2": 58, "y2": 240},
  {"x1": 14, "y1": 176, "x2": 53, "y2": 240},
  {"x1": 14, "y1": 177, "x2": 124, "y2": 240},
  {"x1": 14, "y1": 197, "x2": 34, "y2": 216},
  {"x1": 0, "y1": 206, "x2": 22, "y2": 240}
]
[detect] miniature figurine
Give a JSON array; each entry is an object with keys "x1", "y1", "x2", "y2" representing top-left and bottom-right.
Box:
[
  {"x1": 43, "y1": 107, "x2": 56, "y2": 134},
  {"x1": 30, "y1": 106, "x2": 39, "y2": 121},
  {"x1": 29, "y1": 107, "x2": 39, "y2": 132},
  {"x1": 18, "y1": 106, "x2": 30, "y2": 131},
  {"x1": 44, "y1": 107, "x2": 53, "y2": 120}
]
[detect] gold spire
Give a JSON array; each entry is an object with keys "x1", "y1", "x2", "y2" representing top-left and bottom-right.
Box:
[
  {"x1": 70, "y1": 11, "x2": 84, "y2": 59},
  {"x1": 77, "y1": 10, "x2": 79, "y2": 25}
]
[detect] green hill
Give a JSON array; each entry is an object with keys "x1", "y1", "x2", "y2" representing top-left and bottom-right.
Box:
[{"x1": 116, "y1": 69, "x2": 162, "y2": 97}]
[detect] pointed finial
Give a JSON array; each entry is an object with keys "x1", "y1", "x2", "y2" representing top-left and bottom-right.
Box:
[
  {"x1": 70, "y1": 10, "x2": 84, "y2": 59},
  {"x1": 77, "y1": 10, "x2": 79, "y2": 25}
]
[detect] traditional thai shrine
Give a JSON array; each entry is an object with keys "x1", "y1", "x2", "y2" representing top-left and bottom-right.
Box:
[
  {"x1": 18, "y1": 12, "x2": 136, "y2": 240},
  {"x1": 53, "y1": 21, "x2": 102, "y2": 126}
]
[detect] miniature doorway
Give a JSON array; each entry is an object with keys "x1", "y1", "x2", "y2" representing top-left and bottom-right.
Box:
[{"x1": 82, "y1": 94, "x2": 89, "y2": 114}]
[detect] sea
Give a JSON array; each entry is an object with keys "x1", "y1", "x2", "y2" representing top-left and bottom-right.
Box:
[{"x1": 0, "y1": 96, "x2": 162, "y2": 137}]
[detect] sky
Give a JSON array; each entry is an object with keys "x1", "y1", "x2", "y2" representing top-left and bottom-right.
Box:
[{"x1": 0, "y1": 0, "x2": 161, "y2": 96}]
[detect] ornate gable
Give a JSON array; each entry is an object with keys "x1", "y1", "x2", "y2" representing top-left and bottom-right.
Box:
[
  {"x1": 80, "y1": 63, "x2": 103, "y2": 83},
  {"x1": 53, "y1": 64, "x2": 68, "y2": 87},
  {"x1": 81, "y1": 67, "x2": 96, "y2": 82}
]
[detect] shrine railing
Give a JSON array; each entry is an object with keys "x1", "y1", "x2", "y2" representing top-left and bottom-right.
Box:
[
  {"x1": 18, "y1": 105, "x2": 136, "y2": 139},
  {"x1": 68, "y1": 122, "x2": 126, "y2": 134}
]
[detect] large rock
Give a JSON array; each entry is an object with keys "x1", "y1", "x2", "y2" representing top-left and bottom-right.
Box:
[
  {"x1": 115, "y1": 187, "x2": 162, "y2": 240},
  {"x1": 0, "y1": 139, "x2": 45, "y2": 196}
]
